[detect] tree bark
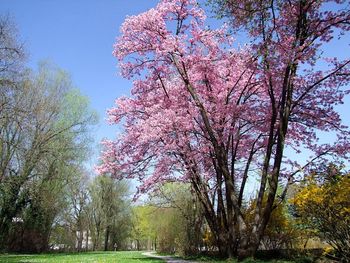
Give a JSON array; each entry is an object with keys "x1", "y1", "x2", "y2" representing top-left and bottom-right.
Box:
[{"x1": 104, "y1": 225, "x2": 110, "y2": 251}]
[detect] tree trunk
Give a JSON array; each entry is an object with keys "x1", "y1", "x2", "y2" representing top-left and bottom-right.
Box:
[
  {"x1": 104, "y1": 225, "x2": 110, "y2": 251},
  {"x1": 77, "y1": 231, "x2": 83, "y2": 252},
  {"x1": 85, "y1": 230, "x2": 89, "y2": 251}
]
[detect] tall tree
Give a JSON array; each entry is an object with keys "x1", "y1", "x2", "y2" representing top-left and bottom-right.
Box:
[
  {"x1": 0, "y1": 14, "x2": 25, "y2": 97},
  {"x1": 0, "y1": 14, "x2": 26, "y2": 184},
  {"x1": 97, "y1": 0, "x2": 350, "y2": 258},
  {"x1": 63, "y1": 170, "x2": 90, "y2": 252},
  {"x1": 0, "y1": 62, "x2": 96, "y2": 251},
  {"x1": 0, "y1": 16, "x2": 97, "y2": 252}
]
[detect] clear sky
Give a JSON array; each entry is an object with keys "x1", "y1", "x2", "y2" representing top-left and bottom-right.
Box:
[
  {"x1": 1, "y1": 1, "x2": 349, "y2": 175},
  {"x1": 0, "y1": 0, "x2": 162, "y2": 169}
]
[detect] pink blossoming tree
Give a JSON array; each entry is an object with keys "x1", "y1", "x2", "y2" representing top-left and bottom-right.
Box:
[{"x1": 97, "y1": 0, "x2": 350, "y2": 258}]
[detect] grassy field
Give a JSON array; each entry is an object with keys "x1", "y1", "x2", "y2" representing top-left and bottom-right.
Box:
[
  {"x1": 0, "y1": 251, "x2": 310, "y2": 263},
  {"x1": 0, "y1": 251, "x2": 164, "y2": 263}
]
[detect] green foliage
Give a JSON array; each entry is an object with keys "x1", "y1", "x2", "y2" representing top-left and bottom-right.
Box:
[
  {"x1": 130, "y1": 205, "x2": 157, "y2": 250},
  {"x1": 87, "y1": 176, "x2": 132, "y2": 251},
  {"x1": 0, "y1": 60, "x2": 97, "y2": 252},
  {"x1": 131, "y1": 183, "x2": 204, "y2": 255}
]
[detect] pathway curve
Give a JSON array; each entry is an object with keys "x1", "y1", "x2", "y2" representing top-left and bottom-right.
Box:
[{"x1": 142, "y1": 251, "x2": 198, "y2": 263}]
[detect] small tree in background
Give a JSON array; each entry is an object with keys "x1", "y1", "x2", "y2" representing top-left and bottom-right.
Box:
[
  {"x1": 130, "y1": 205, "x2": 158, "y2": 251},
  {"x1": 149, "y1": 183, "x2": 204, "y2": 256}
]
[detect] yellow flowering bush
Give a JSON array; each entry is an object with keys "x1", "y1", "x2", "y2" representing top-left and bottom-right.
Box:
[
  {"x1": 244, "y1": 196, "x2": 299, "y2": 250},
  {"x1": 292, "y1": 172, "x2": 350, "y2": 261}
]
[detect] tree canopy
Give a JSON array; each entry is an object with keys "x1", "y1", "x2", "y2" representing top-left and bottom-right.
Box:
[{"x1": 97, "y1": 0, "x2": 350, "y2": 258}]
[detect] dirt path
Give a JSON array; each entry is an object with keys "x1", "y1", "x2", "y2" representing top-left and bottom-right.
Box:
[{"x1": 142, "y1": 251, "x2": 198, "y2": 263}]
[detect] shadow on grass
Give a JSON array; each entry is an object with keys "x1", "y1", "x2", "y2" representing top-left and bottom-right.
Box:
[
  {"x1": 131, "y1": 257, "x2": 164, "y2": 262},
  {"x1": 0, "y1": 254, "x2": 37, "y2": 263}
]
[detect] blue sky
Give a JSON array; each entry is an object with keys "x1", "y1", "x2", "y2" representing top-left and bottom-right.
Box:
[
  {"x1": 1, "y1": 1, "x2": 349, "y2": 175},
  {"x1": 0, "y1": 0, "x2": 162, "y2": 168}
]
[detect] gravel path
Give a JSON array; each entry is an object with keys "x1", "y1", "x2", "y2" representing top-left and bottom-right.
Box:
[{"x1": 142, "y1": 251, "x2": 198, "y2": 263}]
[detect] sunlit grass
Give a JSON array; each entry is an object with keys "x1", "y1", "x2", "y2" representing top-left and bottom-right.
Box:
[
  {"x1": 0, "y1": 250, "x2": 314, "y2": 263},
  {"x1": 0, "y1": 251, "x2": 164, "y2": 263}
]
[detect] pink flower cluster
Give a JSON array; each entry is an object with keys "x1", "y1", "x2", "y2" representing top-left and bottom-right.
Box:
[{"x1": 97, "y1": 0, "x2": 350, "y2": 198}]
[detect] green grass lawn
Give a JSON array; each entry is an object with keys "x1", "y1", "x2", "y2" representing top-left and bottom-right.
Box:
[
  {"x1": 0, "y1": 251, "x2": 312, "y2": 263},
  {"x1": 0, "y1": 251, "x2": 164, "y2": 263}
]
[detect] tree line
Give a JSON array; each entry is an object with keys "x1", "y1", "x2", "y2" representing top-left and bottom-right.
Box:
[{"x1": 129, "y1": 168, "x2": 350, "y2": 262}]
